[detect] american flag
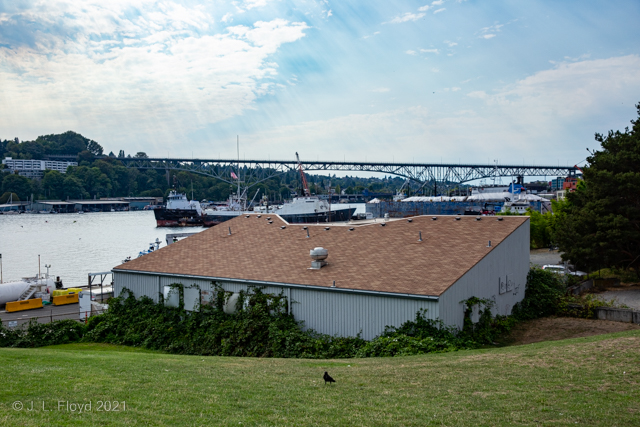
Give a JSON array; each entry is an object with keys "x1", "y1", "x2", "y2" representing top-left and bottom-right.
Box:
[{"x1": 231, "y1": 172, "x2": 238, "y2": 180}]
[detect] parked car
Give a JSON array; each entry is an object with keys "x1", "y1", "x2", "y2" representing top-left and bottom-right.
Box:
[{"x1": 542, "y1": 265, "x2": 587, "y2": 276}]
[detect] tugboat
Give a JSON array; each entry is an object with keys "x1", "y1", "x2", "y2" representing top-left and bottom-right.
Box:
[{"x1": 153, "y1": 190, "x2": 210, "y2": 227}]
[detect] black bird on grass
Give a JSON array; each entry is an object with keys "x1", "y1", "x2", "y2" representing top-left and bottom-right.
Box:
[{"x1": 323, "y1": 371, "x2": 336, "y2": 385}]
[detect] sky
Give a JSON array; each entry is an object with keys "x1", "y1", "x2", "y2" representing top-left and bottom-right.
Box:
[{"x1": 1, "y1": 0, "x2": 640, "y2": 168}]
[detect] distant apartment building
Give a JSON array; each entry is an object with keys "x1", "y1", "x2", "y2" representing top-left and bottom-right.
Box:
[
  {"x1": 2, "y1": 157, "x2": 77, "y2": 179},
  {"x1": 550, "y1": 177, "x2": 565, "y2": 191}
]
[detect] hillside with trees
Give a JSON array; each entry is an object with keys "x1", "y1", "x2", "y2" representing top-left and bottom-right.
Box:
[{"x1": 1, "y1": 131, "x2": 407, "y2": 202}]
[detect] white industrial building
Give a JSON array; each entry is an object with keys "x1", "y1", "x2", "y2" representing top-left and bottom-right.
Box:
[
  {"x1": 112, "y1": 214, "x2": 530, "y2": 340},
  {"x1": 2, "y1": 157, "x2": 77, "y2": 179}
]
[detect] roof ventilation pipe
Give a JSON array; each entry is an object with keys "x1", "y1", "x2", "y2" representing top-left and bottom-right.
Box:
[
  {"x1": 310, "y1": 247, "x2": 328, "y2": 269},
  {"x1": 487, "y1": 240, "x2": 492, "y2": 247},
  {"x1": 418, "y1": 231, "x2": 423, "y2": 242}
]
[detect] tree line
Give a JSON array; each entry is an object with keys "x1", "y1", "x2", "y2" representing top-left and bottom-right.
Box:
[{"x1": 1, "y1": 131, "x2": 405, "y2": 203}]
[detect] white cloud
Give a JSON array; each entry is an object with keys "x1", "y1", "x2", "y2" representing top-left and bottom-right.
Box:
[
  {"x1": 221, "y1": 13, "x2": 233, "y2": 23},
  {"x1": 467, "y1": 91, "x2": 487, "y2": 99},
  {"x1": 418, "y1": 5, "x2": 430, "y2": 12},
  {"x1": 0, "y1": 3, "x2": 309, "y2": 149},
  {"x1": 242, "y1": 0, "x2": 271, "y2": 10},
  {"x1": 444, "y1": 40, "x2": 458, "y2": 47},
  {"x1": 420, "y1": 48, "x2": 439, "y2": 54},
  {"x1": 431, "y1": 0, "x2": 445, "y2": 5},
  {"x1": 481, "y1": 23, "x2": 504, "y2": 33},
  {"x1": 479, "y1": 23, "x2": 503, "y2": 39},
  {"x1": 451, "y1": 87, "x2": 461, "y2": 91},
  {"x1": 371, "y1": 87, "x2": 390, "y2": 93},
  {"x1": 433, "y1": 8, "x2": 446, "y2": 14},
  {"x1": 387, "y1": 12, "x2": 426, "y2": 24},
  {"x1": 362, "y1": 31, "x2": 381, "y2": 39},
  {"x1": 405, "y1": 50, "x2": 417, "y2": 55},
  {"x1": 564, "y1": 54, "x2": 591, "y2": 62},
  {"x1": 327, "y1": 9, "x2": 333, "y2": 18},
  {"x1": 237, "y1": 56, "x2": 640, "y2": 164}
]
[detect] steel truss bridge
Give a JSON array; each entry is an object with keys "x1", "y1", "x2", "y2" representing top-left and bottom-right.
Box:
[{"x1": 116, "y1": 157, "x2": 578, "y2": 187}]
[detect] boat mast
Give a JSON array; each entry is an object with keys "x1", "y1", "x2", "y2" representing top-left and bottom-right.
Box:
[
  {"x1": 295, "y1": 152, "x2": 310, "y2": 197},
  {"x1": 237, "y1": 135, "x2": 243, "y2": 209}
]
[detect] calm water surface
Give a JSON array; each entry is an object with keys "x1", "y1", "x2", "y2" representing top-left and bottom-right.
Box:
[{"x1": 0, "y1": 211, "x2": 205, "y2": 287}]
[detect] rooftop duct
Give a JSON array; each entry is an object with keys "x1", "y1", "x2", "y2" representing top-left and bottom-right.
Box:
[{"x1": 309, "y1": 247, "x2": 328, "y2": 269}]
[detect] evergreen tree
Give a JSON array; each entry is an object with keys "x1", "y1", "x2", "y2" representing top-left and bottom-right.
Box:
[{"x1": 554, "y1": 103, "x2": 640, "y2": 277}]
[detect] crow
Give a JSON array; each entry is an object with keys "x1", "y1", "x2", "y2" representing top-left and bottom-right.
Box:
[{"x1": 323, "y1": 371, "x2": 336, "y2": 385}]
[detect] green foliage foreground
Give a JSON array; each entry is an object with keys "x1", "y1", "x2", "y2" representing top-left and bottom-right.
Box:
[{"x1": 0, "y1": 269, "x2": 617, "y2": 357}]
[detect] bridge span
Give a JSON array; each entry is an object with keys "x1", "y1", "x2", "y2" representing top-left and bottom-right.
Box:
[{"x1": 114, "y1": 157, "x2": 578, "y2": 186}]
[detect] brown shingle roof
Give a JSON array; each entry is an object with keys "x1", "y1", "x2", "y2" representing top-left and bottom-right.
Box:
[{"x1": 114, "y1": 215, "x2": 528, "y2": 297}]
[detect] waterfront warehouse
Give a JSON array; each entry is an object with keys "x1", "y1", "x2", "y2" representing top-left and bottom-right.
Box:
[{"x1": 112, "y1": 215, "x2": 529, "y2": 340}]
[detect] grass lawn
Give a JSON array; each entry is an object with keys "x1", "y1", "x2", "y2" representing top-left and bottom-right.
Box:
[{"x1": 1, "y1": 332, "x2": 640, "y2": 426}]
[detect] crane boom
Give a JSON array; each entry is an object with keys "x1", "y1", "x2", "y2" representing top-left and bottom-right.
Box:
[{"x1": 295, "y1": 152, "x2": 310, "y2": 196}]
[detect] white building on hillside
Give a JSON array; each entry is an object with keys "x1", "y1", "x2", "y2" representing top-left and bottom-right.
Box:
[{"x1": 2, "y1": 157, "x2": 78, "y2": 179}]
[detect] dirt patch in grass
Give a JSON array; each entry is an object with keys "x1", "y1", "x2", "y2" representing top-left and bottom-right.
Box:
[{"x1": 505, "y1": 316, "x2": 640, "y2": 345}]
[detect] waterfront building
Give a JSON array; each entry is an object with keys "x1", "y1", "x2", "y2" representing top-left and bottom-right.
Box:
[{"x1": 112, "y1": 214, "x2": 529, "y2": 339}]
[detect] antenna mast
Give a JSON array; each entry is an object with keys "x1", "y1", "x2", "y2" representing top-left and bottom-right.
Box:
[
  {"x1": 237, "y1": 135, "x2": 241, "y2": 202},
  {"x1": 295, "y1": 152, "x2": 310, "y2": 197}
]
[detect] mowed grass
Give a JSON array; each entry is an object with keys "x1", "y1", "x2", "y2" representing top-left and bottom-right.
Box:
[{"x1": 2, "y1": 332, "x2": 640, "y2": 426}]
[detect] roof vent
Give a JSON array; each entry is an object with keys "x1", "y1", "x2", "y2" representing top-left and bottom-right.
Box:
[
  {"x1": 418, "y1": 231, "x2": 423, "y2": 242},
  {"x1": 497, "y1": 217, "x2": 503, "y2": 221},
  {"x1": 407, "y1": 218, "x2": 413, "y2": 223},
  {"x1": 349, "y1": 227, "x2": 354, "y2": 231},
  {"x1": 268, "y1": 220, "x2": 273, "y2": 224},
  {"x1": 331, "y1": 280, "x2": 336, "y2": 288},
  {"x1": 432, "y1": 217, "x2": 437, "y2": 221},
  {"x1": 324, "y1": 227, "x2": 330, "y2": 231},
  {"x1": 228, "y1": 227, "x2": 232, "y2": 236},
  {"x1": 266, "y1": 217, "x2": 271, "y2": 220},
  {"x1": 487, "y1": 240, "x2": 492, "y2": 247},
  {"x1": 306, "y1": 229, "x2": 310, "y2": 238},
  {"x1": 476, "y1": 217, "x2": 482, "y2": 221},
  {"x1": 380, "y1": 222, "x2": 386, "y2": 226},
  {"x1": 303, "y1": 226, "x2": 308, "y2": 230},
  {"x1": 310, "y1": 247, "x2": 328, "y2": 269},
  {"x1": 280, "y1": 226, "x2": 286, "y2": 229},
  {"x1": 257, "y1": 215, "x2": 262, "y2": 218},
  {"x1": 245, "y1": 215, "x2": 250, "y2": 218},
  {"x1": 455, "y1": 217, "x2": 461, "y2": 221}
]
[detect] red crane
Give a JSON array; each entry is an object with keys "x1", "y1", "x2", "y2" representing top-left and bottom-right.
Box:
[{"x1": 296, "y1": 152, "x2": 310, "y2": 196}]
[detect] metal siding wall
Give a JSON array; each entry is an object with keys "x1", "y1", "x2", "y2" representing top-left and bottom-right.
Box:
[
  {"x1": 113, "y1": 272, "x2": 439, "y2": 339},
  {"x1": 113, "y1": 272, "x2": 161, "y2": 303},
  {"x1": 290, "y1": 289, "x2": 438, "y2": 340},
  {"x1": 438, "y1": 220, "x2": 530, "y2": 330}
]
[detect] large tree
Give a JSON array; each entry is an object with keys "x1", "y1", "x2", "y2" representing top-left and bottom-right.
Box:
[
  {"x1": 1, "y1": 174, "x2": 31, "y2": 201},
  {"x1": 554, "y1": 104, "x2": 640, "y2": 277}
]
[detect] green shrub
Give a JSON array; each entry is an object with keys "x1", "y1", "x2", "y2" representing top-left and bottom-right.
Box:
[
  {"x1": 0, "y1": 320, "x2": 86, "y2": 348},
  {"x1": 2, "y1": 269, "x2": 611, "y2": 356},
  {"x1": 558, "y1": 293, "x2": 619, "y2": 318},
  {"x1": 511, "y1": 268, "x2": 565, "y2": 320}
]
